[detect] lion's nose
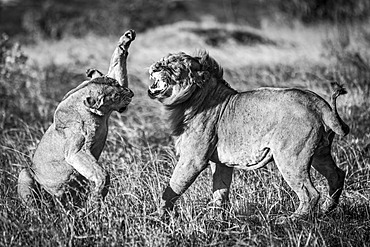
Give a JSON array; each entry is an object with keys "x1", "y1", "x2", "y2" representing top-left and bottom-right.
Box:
[{"x1": 148, "y1": 84, "x2": 163, "y2": 96}]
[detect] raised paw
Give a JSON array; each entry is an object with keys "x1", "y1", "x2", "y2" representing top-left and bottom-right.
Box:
[{"x1": 118, "y1": 29, "x2": 136, "y2": 51}]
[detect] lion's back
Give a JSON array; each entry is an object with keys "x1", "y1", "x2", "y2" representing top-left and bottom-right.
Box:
[{"x1": 216, "y1": 88, "x2": 328, "y2": 164}]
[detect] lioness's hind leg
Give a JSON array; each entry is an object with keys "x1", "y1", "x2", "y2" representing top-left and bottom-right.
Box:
[
  {"x1": 18, "y1": 168, "x2": 35, "y2": 204},
  {"x1": 274, "y1": 153, "x2": 319, "y2": 223},
  {"x1": 311, "y1": 145, "x2": 345, "y2": 214}
]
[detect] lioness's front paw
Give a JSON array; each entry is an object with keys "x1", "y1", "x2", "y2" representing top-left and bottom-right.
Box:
[
  {"x1": 118, "y1": 29, "x2": 136, "y2": 51},
  {"x1": 275, "y1": 214, "x2": 306, "y2": 225},
  {"x1": 275, "y1": 215, "x2": 291, "y2": 225}
]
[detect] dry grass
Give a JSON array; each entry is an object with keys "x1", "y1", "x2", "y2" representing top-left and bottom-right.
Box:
[{"x1": 1, "y1": 20, "x2": 369, "y2": 246}]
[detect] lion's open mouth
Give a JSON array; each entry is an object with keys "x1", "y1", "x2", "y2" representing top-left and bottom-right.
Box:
[
  {"x1": 147, "y1": 89, "x2": 157, "y2": 99},
  {"x1": 148, "y1": 71, "x2": 171, "y2": 99},
  {"x1": 148, "y1": 81, "x2": 169, "y2": 99},
  {"x1": 148, "y1": 86, "x2": 171, "y2": 99}
]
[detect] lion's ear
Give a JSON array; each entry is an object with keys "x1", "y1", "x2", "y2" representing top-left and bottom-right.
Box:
[
  {"x1": 194, "y1": 71, "x2": 210, "y2": 87},
  {"x1": 200, "y1": 71, "x2": 210, "y2": 81},
  {"x1": 84, "y1": 96, "x2": 104, "y2": 116}
]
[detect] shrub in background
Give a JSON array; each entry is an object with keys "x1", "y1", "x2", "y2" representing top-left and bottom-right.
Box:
[
  {"x1": 21, "y1": 0, "x2": 187, "y2": 39},
  {"x1": 0, "y1": 34, "x2": 80, "y2": 129},
  {"x1": 0, "y1": 33, "x2": 41, "y2": 129},
  {"x1": 276, "y1": 0, "x2": 370, "y2": 23}
]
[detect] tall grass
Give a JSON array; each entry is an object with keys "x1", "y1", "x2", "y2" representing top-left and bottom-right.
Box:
[{"x1": 1, "y1": 20, "x2": 369, "y2": 246}]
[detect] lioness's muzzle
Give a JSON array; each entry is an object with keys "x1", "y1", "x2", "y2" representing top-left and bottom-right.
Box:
[{"x1": 120, "y1": 87, "x2": 134, "y2": 99}]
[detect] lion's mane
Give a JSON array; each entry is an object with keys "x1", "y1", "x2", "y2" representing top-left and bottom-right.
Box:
[{"x1": 151, "y1": 51, "x2": 236, "y2": 135}]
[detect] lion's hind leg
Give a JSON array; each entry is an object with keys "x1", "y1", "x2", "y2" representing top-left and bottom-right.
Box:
[
  {"x1": 311, "y1": 134, "x2": 345, "y2": 214},
  {"x1": 273, "y1": 150, "x2": 320, "y2": 224},
  {"x1": 210, "y1": 162, "x2": 233, "y2": 207}
]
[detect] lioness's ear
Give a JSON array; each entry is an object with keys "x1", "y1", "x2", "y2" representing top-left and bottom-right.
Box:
[
  {"x1": 84, "y1": 96, "x2": 104, "y2": 116},
  {"x1": 86, "y1": 68, "x2": 103, "y2": 79}
]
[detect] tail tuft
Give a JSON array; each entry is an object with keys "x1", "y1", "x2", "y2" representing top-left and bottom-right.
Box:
[
  {"x1": 329, "y1": 81, "x2": 349, "y2": 136},
  {"x1": 331, "y1": 81, "x2": 347, "y2": 99}
]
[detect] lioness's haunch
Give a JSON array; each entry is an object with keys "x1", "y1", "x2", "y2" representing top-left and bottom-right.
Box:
[
  {"x1": 148, "y1": 51, "x2": 349, "y2": 223},
  {"x1": 17, "y1": 30, "x2": 136, "y2": 205}
]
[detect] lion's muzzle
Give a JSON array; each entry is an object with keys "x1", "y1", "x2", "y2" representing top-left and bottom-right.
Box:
[
  {"x1": 147, "y1": 89, "x2": 157, "y2": 99},
  {"x1": 148, "y1": 71, "x2": 170, "y2": 99}
]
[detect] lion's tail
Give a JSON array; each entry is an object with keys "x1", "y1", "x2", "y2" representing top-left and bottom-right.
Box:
[{"x1": 321, "y1": 82, "x2": 349, "y2": 137}]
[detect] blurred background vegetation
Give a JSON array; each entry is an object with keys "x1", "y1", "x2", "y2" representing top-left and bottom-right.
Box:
[
  {"x1": 1, "y1": 0, "x2": 369, "y2": 128},
  {"x1": 1, "y1": 0, "x2": 369, "y2": 39}
]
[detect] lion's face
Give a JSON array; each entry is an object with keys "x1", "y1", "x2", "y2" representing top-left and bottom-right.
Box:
[
  {"x1": 148, "y1": 53, "x2": 204, "y2": 106},
  {"x1": 148, "y1": 71, "x2": 173, "y2": 99},
  {"x1": 148, "y1": 71, "x2": 193, "y2": 106}
]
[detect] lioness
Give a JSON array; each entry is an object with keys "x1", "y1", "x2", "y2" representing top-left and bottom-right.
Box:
[
  {"x1": 17, "y1": 30, "x2": 136, "y2": 204},
  {"x1": 148, "y1": 51, "x2": 349, "y2": 223}
]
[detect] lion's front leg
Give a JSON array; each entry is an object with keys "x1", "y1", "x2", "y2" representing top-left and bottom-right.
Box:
[
  {"x1": 160, "y1": 158, "x2": 208, "y2": 215},
  {"x1": 210, "y1": 162, "x2": 233, "y2": 207}
]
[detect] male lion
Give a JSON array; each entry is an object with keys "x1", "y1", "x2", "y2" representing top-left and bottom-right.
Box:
[
  {"x1": 17, "y1": 30, "x2": 136, "y2": 204},
  {"x1": 148, "y1": 51, "x2": 349, "y2": 223}
]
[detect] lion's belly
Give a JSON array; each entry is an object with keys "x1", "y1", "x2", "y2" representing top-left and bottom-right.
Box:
[
  {"x1": 215, "y1": 134, "x2": 273, "y2": 169},
  {"x1": 214, "y1": 92, "x2": 321, "y2": 169}
]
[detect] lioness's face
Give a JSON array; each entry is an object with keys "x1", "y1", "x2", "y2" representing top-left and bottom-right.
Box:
[
  {"x1": 105, "y1": 87, "x2": 134, "y2": 113},
  {"x1": 86, "y1": 81, "x2": 134, "y2": 115},
  {"x1": 101, "y1": 85, "x2": 134, "y2": 113}
]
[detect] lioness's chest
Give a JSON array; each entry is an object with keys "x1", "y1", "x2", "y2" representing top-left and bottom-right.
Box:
[{"x1": 90, "y1": 120, "x2": 109, "y2": 159}]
